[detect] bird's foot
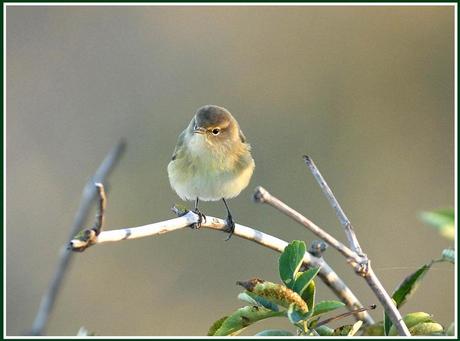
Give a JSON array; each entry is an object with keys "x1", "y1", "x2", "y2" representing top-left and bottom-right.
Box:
[
  {"x1": 191, "y1": 209, "x2": 207, "y2": 229},
  {"x1": 224, "y1": 215, "x2": 235, "y2": 241}
]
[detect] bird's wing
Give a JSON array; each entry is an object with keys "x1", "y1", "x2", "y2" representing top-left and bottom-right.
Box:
[
  {"x1": 171, "y1": 129, "x2": 187, "y2": 161},
  {"x1": 239, "y1": 129, "x2": 247, "y2": 143}
]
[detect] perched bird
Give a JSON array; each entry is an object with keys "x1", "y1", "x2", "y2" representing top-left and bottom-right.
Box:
[{"x1": 167, "y1": 105, "x2": 255, "y2": 239}]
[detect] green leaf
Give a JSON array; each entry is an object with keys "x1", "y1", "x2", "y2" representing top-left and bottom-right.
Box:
[
  {"x1": 287, "y1": 304, "x2": 306, "y2": 324},
  {"x1": 347, "y1": 320, "x2": 363, "y2": 336},
  {"x1": 446, "y1": 322, "x2": 455, "y2": 336},
  {"x1": 383, "y1": 300, "x2": 396, "y2": 336},
  {"x1": 314, "y1": 325, "x2": 334, "y2": 336},
  {"x1": 237, "y1": 292, "x2": 258, "y2": 305},
  {"x1": 384, "y1": 262, "x2": 432, "y2": 334},
  {"x1": 362, "y1": 321, "x2": 385, "y2": 336},
  {"x1": 237, "y1": 291, "x2": 279, "y2": 312},
  {"x1": 279, "y1": 241, "x2": 306, "y2": 288},
  {"x1": 332, "y1": 324, "x2": 354, "y2": 336},
  {"x1": 254, "y1": 329, "x2": 294, "y2": 336},
  {"x1": 207, "y1": 316, "x2": 228, "y2": 336},
  {"x1": 441, "y1": 248, "x2": 455, "y2": 264},
  {"x1": 312, "y1": 300, "x2": 345, "y2": 317},
  {"x1": 410, "y1": 322, "x2": 444, "y2": 336},
  {"x1": 292, "y1": 267, "x2": 320, "y2": 296},
  {"x1": 302, "y1": 281, "x2": 316, "y2": 311},
  {"x1": 419, "y1": 209, "x2": 454, "y2": 240},
  {"x1": 393, "y1": 263, "x2": 431, "y2": 306},
  {"x1": 212, "y1": 306, "x2": 283, "y2": 336},
  {"x1": 388, "y1": 312, "x2": 433, "y2": 336}
]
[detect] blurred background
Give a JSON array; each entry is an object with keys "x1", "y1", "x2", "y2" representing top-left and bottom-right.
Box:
[{"x1": 6, "y1": 5, "x2": 455, "y2": 336}]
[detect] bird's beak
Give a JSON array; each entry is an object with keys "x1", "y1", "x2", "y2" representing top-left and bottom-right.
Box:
[{"x1": 193, "y1": 126, "x2": 206, "y2": 135}]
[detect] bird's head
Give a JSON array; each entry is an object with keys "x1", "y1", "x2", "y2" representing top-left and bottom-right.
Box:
[{"x1": 192, "y1": 105, "x2": 240, "y2": 143}]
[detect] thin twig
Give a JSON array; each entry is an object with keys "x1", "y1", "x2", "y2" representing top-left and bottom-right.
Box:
[
  {"x1": 30, "y1": 140, "x2": 126, "y2": 336},
  {"x1": 302, "y1": 156, "x2": 411, "y2": 336},
  {"x1": 363, "y1": 266, "x2": 411, "y2": 333},
  {"x1": 93, "y1": 183, "x2": 106, "y2": 235},
  {"x1": 253, "y1": 184, "x2": 410, "y2": 336},
  {"x1": 69, "y1": 209, "x2": 374, "y2": 325},
  {"x1": 253, "y1": 186, "x2": 365, "y2": 267},
  {"x1": 303, "y1": 155, "x2": 364, "y2": 256},
  {"x1": 315, "y1": 304, "x2": 376, "y2": 328}
]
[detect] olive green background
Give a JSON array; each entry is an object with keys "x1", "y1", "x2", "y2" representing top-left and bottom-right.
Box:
[{"x1": 6, "y1": 5, "x2": 455, "y2": 336}]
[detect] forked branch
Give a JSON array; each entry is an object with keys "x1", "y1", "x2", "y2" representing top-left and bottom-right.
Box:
[
  {"x1": 69, "y1": 189, "x2": 373, "y2": 325},
  {"x1": 30, "y1": 140, "x2": 125, "y2": 336},
  {"x1": 253, "y1": 156, "x2": 410, "y2": 336}
]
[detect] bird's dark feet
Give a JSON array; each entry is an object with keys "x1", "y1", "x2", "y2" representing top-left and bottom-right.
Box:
[
  {"x1": 224, "y1": 215, "x2": 235, "y2": 241},
  {"x1": 191, "y1": 209, "x2": 207, "y2": 229}
]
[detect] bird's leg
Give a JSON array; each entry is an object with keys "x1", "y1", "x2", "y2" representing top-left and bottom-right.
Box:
[
  {"x1": 222, "y1": 198, "x2": 235, "y2": 241},
  {"x1": 192, "y1": 197, "x2": 206, "y2": 229}
]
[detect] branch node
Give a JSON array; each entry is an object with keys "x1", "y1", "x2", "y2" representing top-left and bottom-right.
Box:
[
  {"x1": 302, "y1": 154, "x2": 313, "y2": 165},
  {"x1": 68, "y1": 228, "x2": 97, "y2": 252},
  {"x1": 253, "y1": 186, "x2": 269, "y2": 203},
  {"x1": 349, "y1": 258, "x2": 371, "y2": 277},
  {"x1": 171, "y1": 204, "x2": 190, "y2": 217},
  {"x1": 308, "y1": 240, "x2": 328, "y2": 258},
  {"x1": 69, "y1": 183, "x2": 108, "y2": 251}
]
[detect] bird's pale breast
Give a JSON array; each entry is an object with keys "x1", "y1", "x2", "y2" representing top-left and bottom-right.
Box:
[{"x1": 167, "y1": 133, "x2": 254, "y2": 201}]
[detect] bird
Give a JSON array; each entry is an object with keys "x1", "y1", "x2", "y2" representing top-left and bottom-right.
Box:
[{"x1": 167, "y1": 105, "x2": 255, "y2": 240}]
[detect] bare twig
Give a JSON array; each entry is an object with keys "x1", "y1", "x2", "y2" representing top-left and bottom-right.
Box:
[
  {"x1": 315, "y1": 304, "x2": 376, "y2": 328},
  {"x1": 30, "y1": 140, "x2": 126, "y2": 336},
  {"x1": 303, "y1": 155, "x2": 364, "y2": 256},
  {"x1": 253, "y1": 186, "x2": 365, "y2": 267},
  {"x1": 93, "y1": 183, "x2": 106, "y2": 235},
  {"x1": 254, "y1": 176, "x2": 410, "y2": 335},
  {"x1": 69, "y1": 208, "x2": 374, "y2": 325},
  {"x1": 302, "y1": 156, "x2": 411, "y2": 336}
]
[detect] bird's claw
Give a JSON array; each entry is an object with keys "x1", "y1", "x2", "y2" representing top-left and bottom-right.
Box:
[
  {"x1": 192, "y1": 209, "x2": 207, "y2": 229},
  {"x1": 224, "y1": 215, "x2": 235, "y2": 241}
]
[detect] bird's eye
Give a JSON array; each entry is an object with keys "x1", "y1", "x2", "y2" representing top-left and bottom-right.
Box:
[{"x1": 212, "y1": 128, "x2": 221, "y2": 135}]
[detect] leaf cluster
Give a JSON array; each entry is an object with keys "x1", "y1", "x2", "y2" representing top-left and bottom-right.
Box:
[{"x1": 208, "y1": 241, "x2": 349, "y2": 336}]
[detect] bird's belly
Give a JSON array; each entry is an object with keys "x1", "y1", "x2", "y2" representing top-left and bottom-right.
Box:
[{"x1": 168, "y1": 160, "x2": 254, "y2": 202}]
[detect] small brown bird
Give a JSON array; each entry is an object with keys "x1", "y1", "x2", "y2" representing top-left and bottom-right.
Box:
[{"x1": 167, "y1": 105, "x2": 255, "y2": 239}]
